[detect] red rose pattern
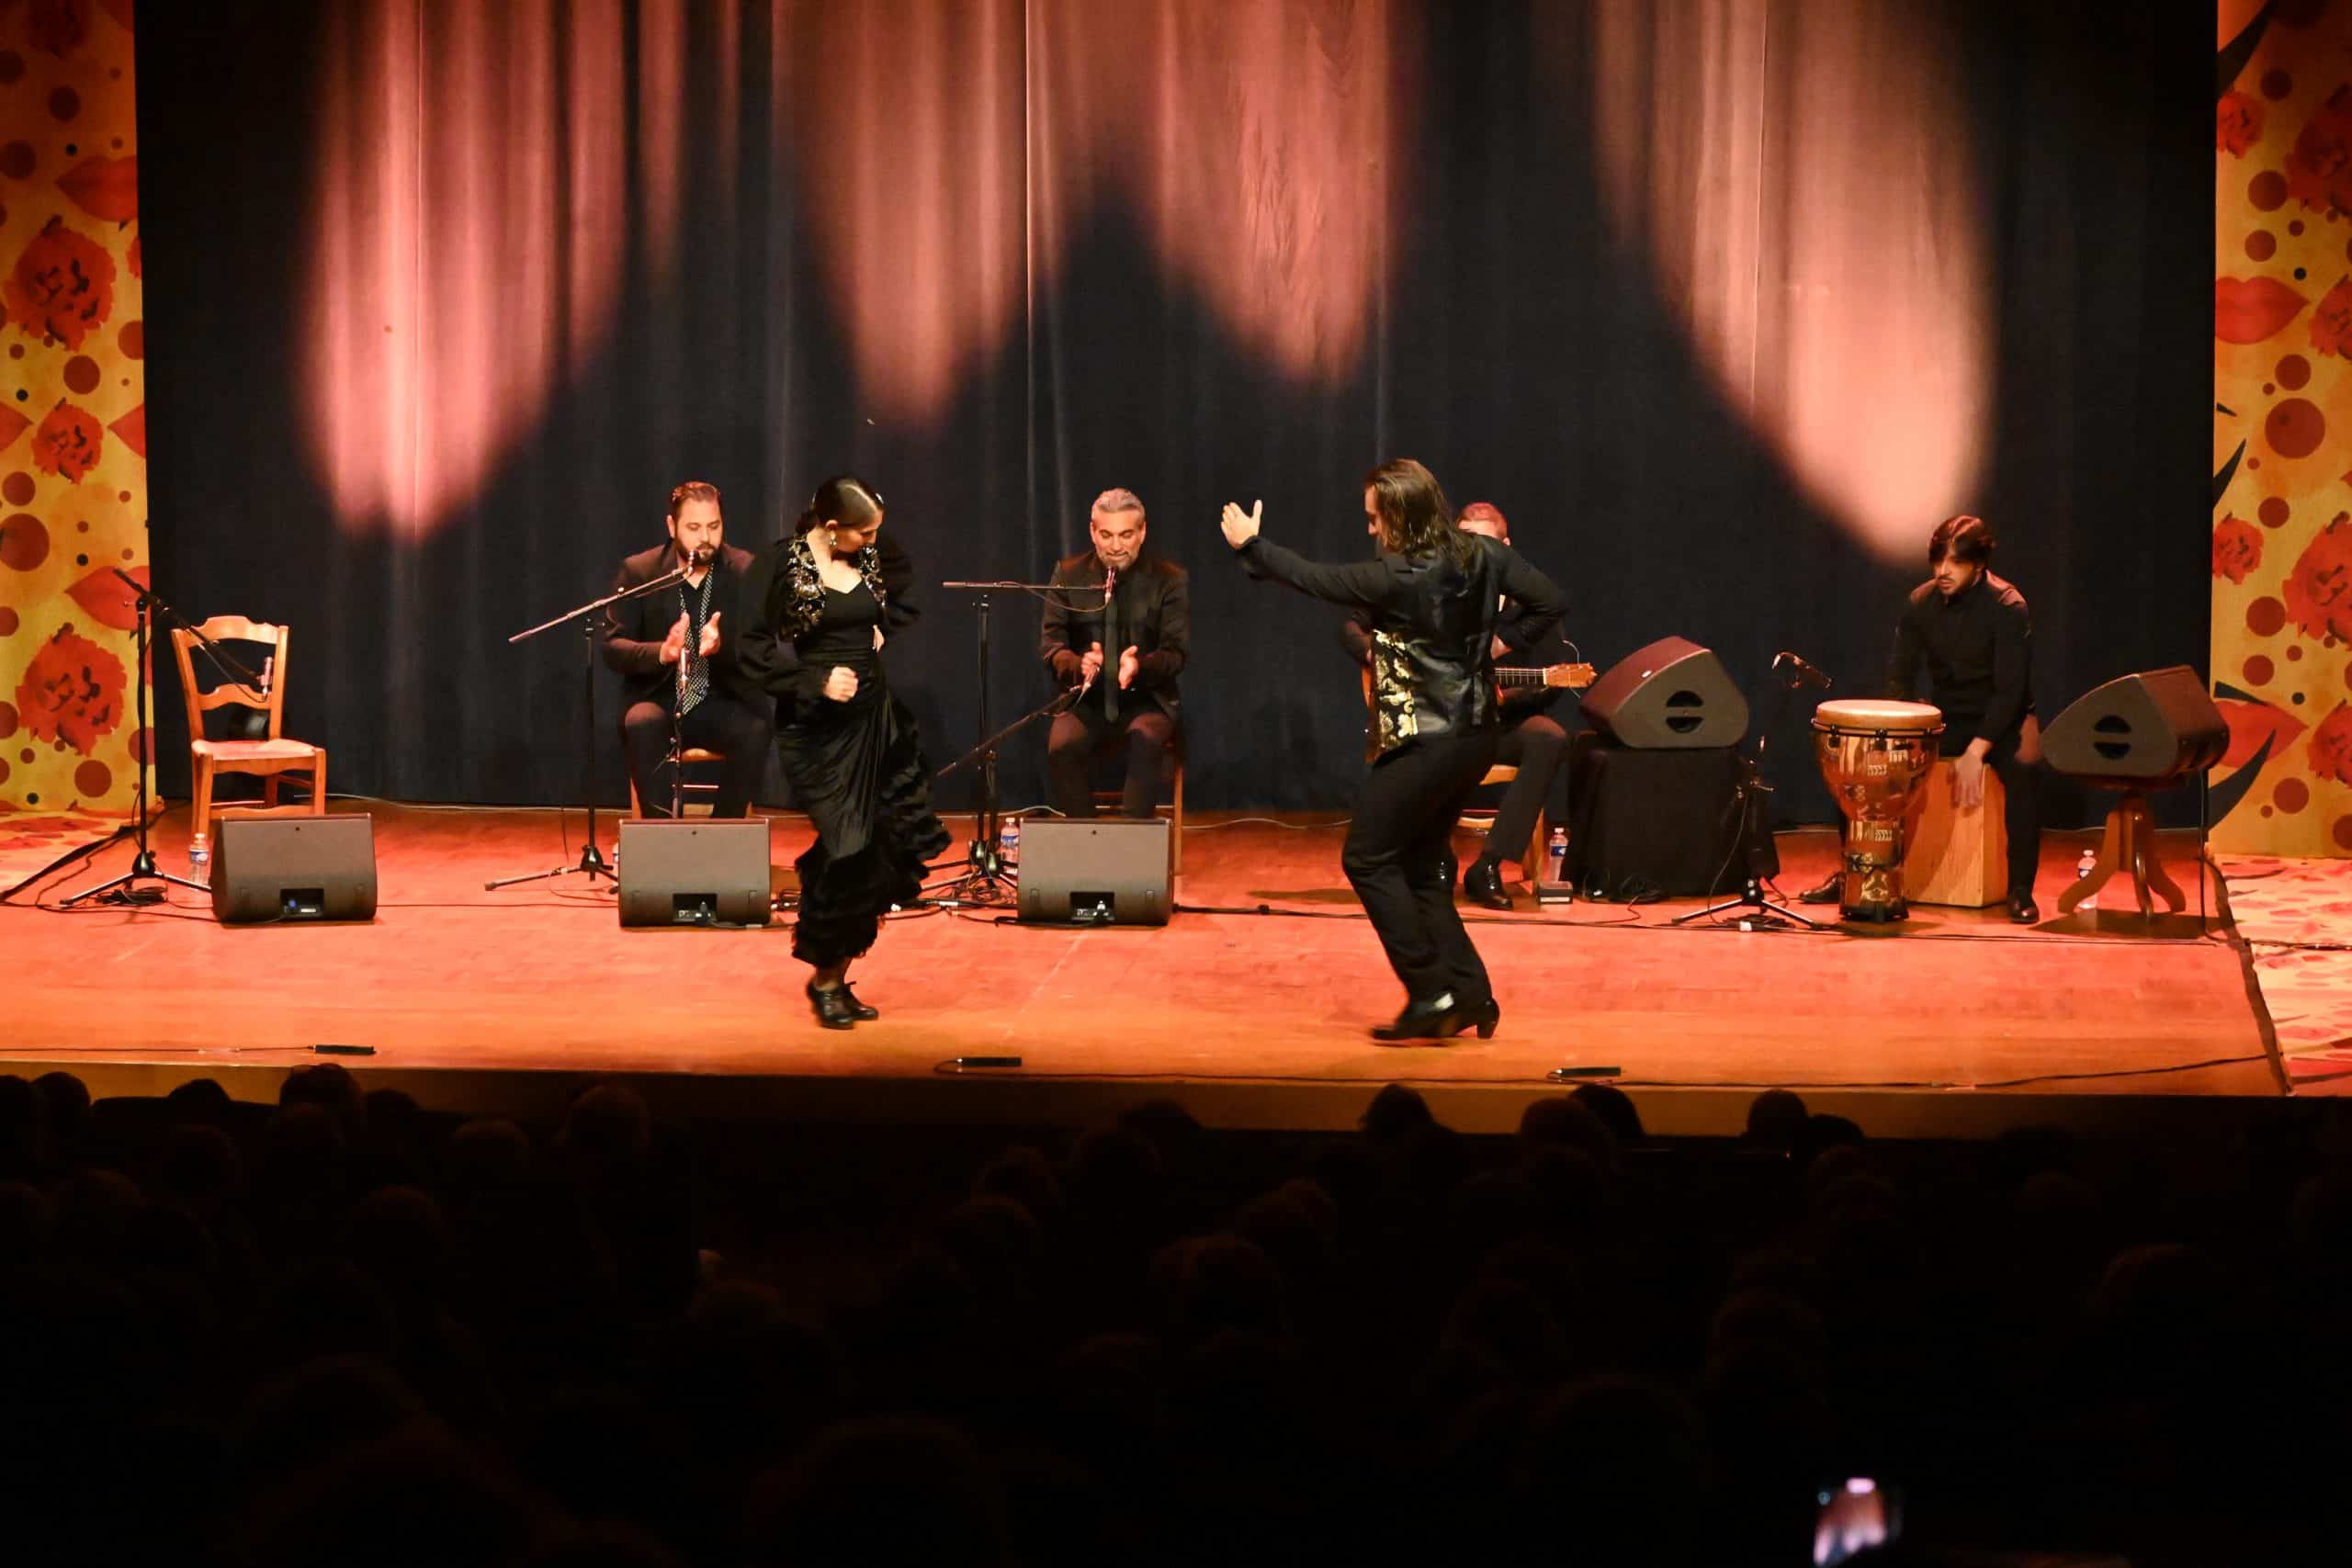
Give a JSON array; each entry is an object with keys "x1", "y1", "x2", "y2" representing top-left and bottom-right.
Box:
[
  {"x1": 2310, "y1": 702, "x2": 2352, "y2": 788},
  {"x1": 3, "y1": 215, "x2": 116, "y2": 349},
  {"x1": 2310, "y1": 276, "x2": 2352, "y2": 356},
  {"x1": 2220, "y1": 89, "x2": 2266, "y2": 157},
  {"x1": 23, "y1": 1, "x2": 93, "y2": 61},
  {"x1": 2286, "y1": 514, "x2": 2352, "y2": 641},
  {"x1": 2214, "y1": 515, "x2": 2265, "y2": 583},
  {"x1": 29, "y1": 400, "x2": 100, "y2": 481},
  {"x1": 14, "y1": 622, "x2": 124, "y2": 753},
  {"x1": 2289, "y1": 84, "x2": 2352, "y2": 217}
]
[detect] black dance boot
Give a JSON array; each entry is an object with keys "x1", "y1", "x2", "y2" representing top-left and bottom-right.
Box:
[
  {"x1": 808, "y1": 980, "x2": 877, "y2": 1021},
  {"x1": 808, "y1": 983, "x2": 858, "y2": 1030},
  {"x1": 1460, "y1": 858, "x2": 1514, "y2": 911}
]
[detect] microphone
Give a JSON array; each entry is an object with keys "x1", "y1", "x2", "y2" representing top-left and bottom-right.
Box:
[
  {"x1": 1776, "y1": 651, "x2": 1832, "y2": 690},
  {"x1": 1077, "y1": 566, "x2": 1116, "y2": 697}
]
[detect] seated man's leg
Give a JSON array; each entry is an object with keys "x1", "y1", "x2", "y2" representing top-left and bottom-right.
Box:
[
  {"x1": 1116, "y1": 708, "x2": 1176, "y2": 818},
  {"x1": 1990, "y1": 728, "x2": 2042, "y2": 905},
  {"x1": 684, "y1": 693, "x2": 775, "y2": 818},
  {"x1": 619, "y1": 700, "x2": 676, "y2": 818},
  {"x1": 1481, "y1": 711, "x2": 1567, "y2": 873},
  {"x1": 1046, "y1": 708, "x2": 1104, "y2": 818}
]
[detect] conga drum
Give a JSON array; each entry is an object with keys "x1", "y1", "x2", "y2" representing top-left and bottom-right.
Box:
[{"x1": 1811, "y1": 700, "x2": 1944, "y2": 922}]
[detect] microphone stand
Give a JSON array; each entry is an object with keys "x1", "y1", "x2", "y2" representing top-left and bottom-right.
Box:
[
  {"x1": 933, "y1": 577, "x2": 1110, "y2": 904},
  {"x1": 667, "y1": 549, "x2": 714, "y2": 820},
  {"x1": 1670, "y1": 656, "x2": 1822, "y2": 929},
  {"x1": 63, "y1": 570, "x2": 252, "y2": 906},
  {"x1": 485, "y1": 564, "x2": 688, "y2": 891}
]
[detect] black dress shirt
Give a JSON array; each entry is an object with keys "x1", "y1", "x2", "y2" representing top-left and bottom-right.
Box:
[{"x1": 1886, "y1": 570, "x2": 2033, "y2": 748}]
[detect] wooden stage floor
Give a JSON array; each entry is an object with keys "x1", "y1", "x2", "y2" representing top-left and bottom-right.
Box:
[{"x1": 0, "y1": 803, "x2": 2286, "y2": 1134}]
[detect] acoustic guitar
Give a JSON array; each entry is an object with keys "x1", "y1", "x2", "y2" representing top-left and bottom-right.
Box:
[{"x1": 1361, "y1": 660, "x2": 1597, "y2": 761}]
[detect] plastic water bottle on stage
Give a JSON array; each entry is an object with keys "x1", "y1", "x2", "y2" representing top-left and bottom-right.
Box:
[
  {"x1": 1546, "y1": 827, "x2": 1567, "y2": 883},
  {"x1": 1000, "y1": 818, "x2": 1020, "y2": 864},
  {"x1": 2075, "y1": 849, "x2": 2096, "y2": 880}
]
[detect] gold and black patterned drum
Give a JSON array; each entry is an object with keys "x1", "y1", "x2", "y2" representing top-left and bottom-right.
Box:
[{"x1": 1811, "y1": 699, "x2": 1945, "y2": 922}]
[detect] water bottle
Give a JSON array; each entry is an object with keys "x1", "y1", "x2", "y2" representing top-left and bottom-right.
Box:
[
  {"x1": 2075, "y1": 848, "x2": 2096, "y2": 880},
  {"x1": 999, "y1": 818, "x2": 1021, "y2": 865},
  {"x1": 187, "y1": 836, "x2": 209, "y2": 869},
  {"x1": 1545, "y1": 826, "x2": 1568, "y2": 883}
]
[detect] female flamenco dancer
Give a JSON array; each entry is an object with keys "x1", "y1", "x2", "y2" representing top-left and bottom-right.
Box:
[
  {"x1": 1220, "y1": 459, "x2": 1565, "y2": 1042},
  {"x1": 745, "y1": 476, "x2": 949, "y2": 1028}
]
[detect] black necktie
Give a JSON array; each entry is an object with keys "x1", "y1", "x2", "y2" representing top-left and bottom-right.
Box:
[
  {"x1": 680, "y1": 571, "x2": 713, "y2": 714},
  {"x1": 1100, "y1": 571, "x2": 1120, "y2": 717}
]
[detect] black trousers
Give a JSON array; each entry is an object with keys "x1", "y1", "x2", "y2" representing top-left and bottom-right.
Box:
[
  {"x1": 620, "y1": 691, "x2": 774, "y2": 818},
  {"x1": 1046, "y1": 701, "x2": 1176, "y2": 818},
  {"x1": 1343, "y1": 729, "x2": 1501, "y2": 1007},
  {"x1": 1474, "y1": 709, "x2": 1569, "y2": 870},
  {"x1": 1962, "y1": 720, "x2": 2044, "y2": 897}
]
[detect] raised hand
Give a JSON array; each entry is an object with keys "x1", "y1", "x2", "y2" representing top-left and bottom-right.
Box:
[
  {"x1": 660, "y1": 611, "x2": 690, "y2": 665},
  {"x1": 823, "y1": 666, "x2": 858, "y2": 703},
  {"x1": 697, "y1": 609, "x2": 723, "y2": 660},
  {"x1": 1118, "y1": 645, "x2": 1139, "y2": 690},
  {"x1": 1080, "y1": 641, "x2": 1104, "y2": 684},
  {"x1": 1218, "y1": 499, "x2": 1263, "y2": 547},
  {"x1": 872, "y1": 624, "x2": 885, "y2": 651}
]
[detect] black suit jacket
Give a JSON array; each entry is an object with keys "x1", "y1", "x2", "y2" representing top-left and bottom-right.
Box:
[
  {"x1": 1039, "y1": 546, "x2": 1189, "y2": 721},
  {"x1": 600, "y1": 542, "x2": 764, "y2": 711}
]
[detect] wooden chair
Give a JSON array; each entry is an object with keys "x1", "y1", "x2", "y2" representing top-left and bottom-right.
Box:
[
  {"x1": 170, "y1": 617, "x2": 325, "y2": 857},
  {"x1": 629, "y1": 745, "x2": 726, "y2": 818},
  {"x1": 1089, "y1": 736, "x2": 1186, "y2": 874}
]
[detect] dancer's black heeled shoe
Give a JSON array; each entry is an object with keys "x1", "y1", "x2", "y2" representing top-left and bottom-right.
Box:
[
  {"x1": 1372, "y1": 994, "x2": 1476, "y2": 1043},
  {"x1": 1465, "y1": 997, "x2": 1501, "y2": 1040},
  {"x1": 808, "y1": 983, "x2": 858, "y2": 1030}
]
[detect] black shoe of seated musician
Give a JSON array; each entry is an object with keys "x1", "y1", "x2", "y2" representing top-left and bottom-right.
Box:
[
  {"x1": 808, "y1": 983, "x2": 859, "y2": 1030},
  {"x1": 1461, "y1": 858, "x2": 1514, "y2": 911},
  {"x1": 2007, "y1": 888, "x2": 2040, "y2": 925},
  {"x1": 1797, "y1": 871, "x2": 1843, "y2": 906}
]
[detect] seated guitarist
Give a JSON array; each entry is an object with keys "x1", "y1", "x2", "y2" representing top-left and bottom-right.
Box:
[{"x1": 1343, "y1": 501, "x2": 1580, "y2": 909}]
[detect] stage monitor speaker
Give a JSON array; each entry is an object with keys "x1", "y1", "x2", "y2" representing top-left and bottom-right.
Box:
[
  {"x1": 210, "y1": 813, "x2": 378, "y2": 923},
  {"x1": 616, "y1": 819, "x2": 773, "y2": 927},
  {"x1": 2041, "y1": 666, "x2": 2227, "y2": 788},
  {"x1": 1018, "y1": 818, "x2": 1171, "y2": 926},
  {"x1": 1580, "y1": 636, "x2": 1749, "y2": 749}
]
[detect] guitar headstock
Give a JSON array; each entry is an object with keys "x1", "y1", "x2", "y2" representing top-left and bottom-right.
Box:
[{"x1": 1552, "y1": 662, "x2": 1597, "y2": 690}]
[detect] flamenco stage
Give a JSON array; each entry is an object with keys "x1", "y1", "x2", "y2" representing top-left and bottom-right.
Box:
[{"x1": 0, "y1": 802, "x2": 2290, "y2": 1138}]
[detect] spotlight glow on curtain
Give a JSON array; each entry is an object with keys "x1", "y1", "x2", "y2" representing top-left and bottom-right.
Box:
[
  {"x1": 1573, "y1": 0, "x2": 1991, "y2": 562},
  {"x1": 1032, "y1": 0, "x2": 1399, "y2": 385},
  {"x1": 301, "y1": 0, "x2": 688, "y2": 538},
  {"x1": 305, "y1": 0, "x2": 1405, "y2": 513}
]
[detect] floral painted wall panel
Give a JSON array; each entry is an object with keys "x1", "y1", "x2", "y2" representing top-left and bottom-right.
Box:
[{"x1": 0, "y1": 0, "x2": 143, "y2": 821}]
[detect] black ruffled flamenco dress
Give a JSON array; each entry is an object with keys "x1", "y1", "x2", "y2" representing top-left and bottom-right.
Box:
[{"x1": 775, "y1": 581, "x2": 950, "y2": 966}]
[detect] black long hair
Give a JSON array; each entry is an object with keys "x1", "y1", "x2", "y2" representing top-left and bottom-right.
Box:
[
  {"x1": 1364, "y1": 458, "x2": 1473, "y2": 567},
  {"x1": 795, "y1": 474, "x2": 885, "y2": 536}
]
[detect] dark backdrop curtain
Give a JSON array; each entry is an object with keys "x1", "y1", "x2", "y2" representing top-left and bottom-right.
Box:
[{"x1": 137, "y1": 1, "x2": 2208, "y2": 823}]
